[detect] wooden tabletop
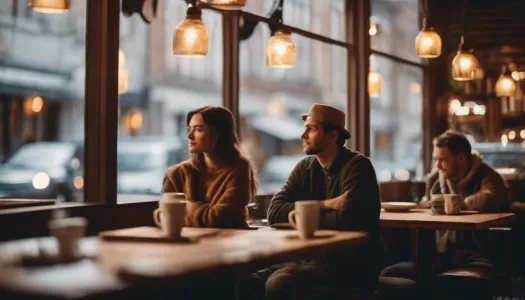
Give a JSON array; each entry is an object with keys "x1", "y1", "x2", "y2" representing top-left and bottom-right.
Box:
[
  {"x1": 380, "y1": 209, "x2": 515, "y2": 230},
  {"x1": 0, "y1": 227, "x2": 368, "y2": 299}
]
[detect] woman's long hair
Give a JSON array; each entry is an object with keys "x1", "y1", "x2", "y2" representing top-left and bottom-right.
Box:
[{"x1": 187, "y1": 106, "x2": 257, "y2": 196}]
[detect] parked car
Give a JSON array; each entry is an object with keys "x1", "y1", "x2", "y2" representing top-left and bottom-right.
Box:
[
  {"x1": 0, "y1": 142, "x2": 84, "y2": 202},
  {"x1": 473, "y1": 142, "x2": 525, "y2": 179},
  {"x1": 117, "y1": 136, "x2": 183, "y2": 195},
  {"x1": 258, "y1": 154, "x2": 304, "y2": 193}
]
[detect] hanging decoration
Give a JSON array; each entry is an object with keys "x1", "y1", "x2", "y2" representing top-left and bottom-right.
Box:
[{"x1": 173, "y1": 1, "x2": 209, "y2": 57}]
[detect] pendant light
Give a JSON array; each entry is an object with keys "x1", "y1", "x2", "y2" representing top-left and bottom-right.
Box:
[
  {"x1": 368, "y1": 71, "x2": 382, "y2": 97},
  {"x1": 415, "y1": 0, "x2": 441, "y2": 58},
  {"x1": 266, "y1": 29, "x2": 296, "y2": 68},
  {"x1": 199, "y1": 0, "x2": 246, "y2": 10},
  {"x1": 118, "y1": 49, "x2": 129, "y2": 95},
  {"x1": 28, "y1": 0, "x2": 70, "y2": 13},
  {"x1": 451, "y1": 1, "x2": 478, "y2": 81},
  {"x1": 495, "y1": 65, "x2": 517, "y2": 97},
  {"x1": 173, "y1": 1, "x2": 209, "y2": 57}
]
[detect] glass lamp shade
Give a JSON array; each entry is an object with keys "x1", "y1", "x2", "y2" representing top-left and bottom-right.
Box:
[
  {"x1": 495, "y1": 74, "x2": 517, "y2": 97},
  {"x1": 28, "y1": 0, "x2": 70, "y2": 13},
  {"x1": 266, "y1": 30, "x2": 296, "y2": 68},
  {"x1": 451, "y1": 51, "x2": 479, "y2": 81},
  {"x1": 415, "y1": 28, "x2": 441, "y2": 58},
  {"x1": 126, "y1": 109, "x2": 144, "y2": 132},
  {"x1": 368, "y1": 71, "x2": 382, "y2": 97},
  {"x1": 24, "y1": 96, "x2": 44, "y2": 116},
  {"x1": 118, "y1": 49, "x2": 126, "y2": 70},
  {"x1": 118, "y1": 68, "x2": 129, "y2": 95},
  {"x1": 200, "y1": 0, "x2": 246, "y2": 9},
  {"x1": 173, "y1": 15, "x2": 209, "y2": 57}
]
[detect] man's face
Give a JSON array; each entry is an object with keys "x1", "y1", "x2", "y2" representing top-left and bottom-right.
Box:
[
  {"x1": 433, "y1": 146, "x2": 459, "y2": 179},
  {"x1": 301, "y1": 117, "x2": 332, "y2": 155}
]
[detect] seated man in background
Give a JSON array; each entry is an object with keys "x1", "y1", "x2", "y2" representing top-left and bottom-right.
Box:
[
  {"x1": 382, "y1": 129, "x2": 509, "y2": 300},
  {"x1": 238, "y1": 104, "x2": 382, "y2": 300}
]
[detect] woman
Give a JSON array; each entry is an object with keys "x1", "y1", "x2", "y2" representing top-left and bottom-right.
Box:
[{"x1": 163, "y1": 106, "x2": 257, "y2": 229}]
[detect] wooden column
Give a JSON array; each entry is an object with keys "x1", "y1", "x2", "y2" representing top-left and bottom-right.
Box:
[
  {"x1": 222, "y1": 10, "x2": 241, "y2": 136},
  {"x1": 346, "y1": 0, "x2": 371, "y2": 156},
  {"x1": 84, "y1": 0, "x2": 120, "y2": 204}
]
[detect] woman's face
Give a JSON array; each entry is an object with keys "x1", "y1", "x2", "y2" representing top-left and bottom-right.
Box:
[{"x1": 188, "y1": 113, "x2": 213, "y2": 154}]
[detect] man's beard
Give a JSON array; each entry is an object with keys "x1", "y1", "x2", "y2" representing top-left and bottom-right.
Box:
[{"x1": 304, "y1": 144, "x2": 324, "y2": 155}]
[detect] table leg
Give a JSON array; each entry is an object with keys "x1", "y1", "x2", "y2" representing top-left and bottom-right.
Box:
[{"x1": 415, "y1": 229, "x2": 436, "y2": 282}]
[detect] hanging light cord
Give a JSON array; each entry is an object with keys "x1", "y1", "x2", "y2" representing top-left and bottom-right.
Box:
[
  {"x1": 459, "y1": 0, "x2": 468, "y2": 51},
  {"x1": 421, "y1": 0, "x2": 428, "y2": 28}
]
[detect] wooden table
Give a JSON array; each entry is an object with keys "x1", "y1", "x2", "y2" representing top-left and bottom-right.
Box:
[
  {"x1": 0, "y1": 228, "x2": 368, "y2": 299},
  {"x1": 380, "y1": 209, "x2": 515, "y2": 279}
]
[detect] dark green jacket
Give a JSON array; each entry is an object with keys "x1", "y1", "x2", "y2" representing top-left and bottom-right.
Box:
[{"x1": 267, "y1": 148, "x2": 382, "y2": 288}]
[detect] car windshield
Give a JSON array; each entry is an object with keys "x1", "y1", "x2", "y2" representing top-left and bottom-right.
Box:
[
  {"x1": 7, "y1": 143, "x2": 75, "y2": 169},
  {"x1": 117, "y1": 148, "x2": 167, "y2": 172}
]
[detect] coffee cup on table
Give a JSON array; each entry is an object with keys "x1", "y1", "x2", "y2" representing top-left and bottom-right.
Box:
[
  {"x1": 430, "y1": 194, "x2": 445, "y2": 215},
  {"x1": 153, "y1": 193, "x2": 187, "y2": 237},
  {"x1": 48, "y1": 217, "x2": 87, "y2": 260},
  {"x1": 288, "y1": 201, "x2": 320, "y2": 239},
  {"x1": 444, "y1": 194, "x2": 462, "y2": 215}
]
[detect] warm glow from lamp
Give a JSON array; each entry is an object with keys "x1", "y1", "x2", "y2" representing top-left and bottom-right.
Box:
[
  {"x1": 512, "y1": 71, "x2": 520, "y2": 81},
  {"x1": 520, "y1": 129, "x2": 525, "y2": 139},
  {"x1": 73, "y1": 176, "x2": 84, "y2": 190},
  {"x1": 173, "y1": 4, "x2": 209, "y2": 57},
  {"x1": 28, "y1": 0, "x2": 69, "y2": 13},
  {"x1": 410, "y1": 82, "x2": 421, "y2": 94},
  {"x1": 473, "y1": 104, "x2": 486, "y2": 115},
  {"x1": 509, "y1": 130, "x2": 516, "y2": 140},
  {"x1": 118, "y1": 48, "x2": 129, "y2": 94},
  {"x1": 501, "y1": 134, "x2": 508, "y2": 147},
  {"x1": 126, "y1": 109, "x2": 144, "y2": 133},
  {"x1": 199, "y1": 0, "x2": 246, "y2": 9},
  {"x1": 495, "y1": 74, "x2": 516, "y2": 97},
  {"x1": 451, "y1": 51, "x2": 479, "y2": 81},
  {"x1": 266, "y1": 30, "x2": 296, "y2": 68},
  {"x1": 368, "y1": 71, "x2": 382, "y2": 97},
  {"x1": 369, "y1": 23, "x2": 378, "y2": 36},
  {"x1": 415, "y1": 29, "x2": 441, "y2": 58},
  {"x1": 24, "y1": 96, "x2": 44, "y2": 116},
  {"x1": 474, "y1": 67, "x2": 485, "y2": 80}
]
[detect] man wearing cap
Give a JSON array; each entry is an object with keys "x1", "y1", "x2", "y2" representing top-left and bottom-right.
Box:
[{"x1": 237, "y1": 104, "x2": 382, "y2": 300}]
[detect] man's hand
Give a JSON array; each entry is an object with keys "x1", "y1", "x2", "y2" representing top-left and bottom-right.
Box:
[{"x1": 320, "y1": 190, "x2": 349, "y2": 210}]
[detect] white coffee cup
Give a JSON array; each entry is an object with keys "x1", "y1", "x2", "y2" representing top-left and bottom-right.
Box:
[
  {"x1": 48, "y1": 217, "x2": 87, "y2": 260},
  {"x1": 153, "y1": 193, "x2": 187, "y2": 237},
  {"x1": 288, "y1": 201, "x2": 320, "y2": 239},
  {"x1": 444, "y1": 194, "x2": 462, "y2": 215}
]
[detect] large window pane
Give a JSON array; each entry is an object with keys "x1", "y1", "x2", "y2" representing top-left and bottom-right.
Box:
[
  {"x1": 371, "y1": 0, "x2": 421, "y2": 63},
  {"x1": 243, "y1": 0, "x2": 345, "y2": 41},
  {"x1": 240, "y1": 25, "x2": 347, "y2": 193},
  {"x1": 370, "y1": 54, "x2": 423, "y2": 182},
  {"x1": 117, "y1": 2, "x2": 222, "y2": 198},
  {"x1": 0, "y1": 0, "x2": 86, "y2": 204}
]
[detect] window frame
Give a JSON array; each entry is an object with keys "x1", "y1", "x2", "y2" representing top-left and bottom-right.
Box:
[{"x1": 1, "y1": 0, "x2": 432, "y2": 210}]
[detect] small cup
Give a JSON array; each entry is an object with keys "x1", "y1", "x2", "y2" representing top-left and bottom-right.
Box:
[
  {"x1": 430, "y1": 194, "x2": 445, "y2": 215},
  {"x1": 153, "y1": 193, "x2": 187, "y2": 237},
  {"x1": 48, "y1": 217, "x2": 87, "y2": 260},
  {"x1": 288, "y1": 201, "x2": 320, "y2": 239},
  {"x1": 444, "y1": 194, "x2": 462, "y2": 215}
]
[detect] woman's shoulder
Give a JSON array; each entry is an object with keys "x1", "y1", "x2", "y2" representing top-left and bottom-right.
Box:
[
  {"x1": 232, "y1": 156, "x2": 253, "y2": 171},
  {"x1": 166, "y1": 159, "x2": 196, "y2": 177}
]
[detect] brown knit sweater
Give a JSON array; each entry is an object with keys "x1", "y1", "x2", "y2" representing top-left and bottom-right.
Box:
[{"x1": 162, "y1": 157, "x2": 253, "y2": 229}]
